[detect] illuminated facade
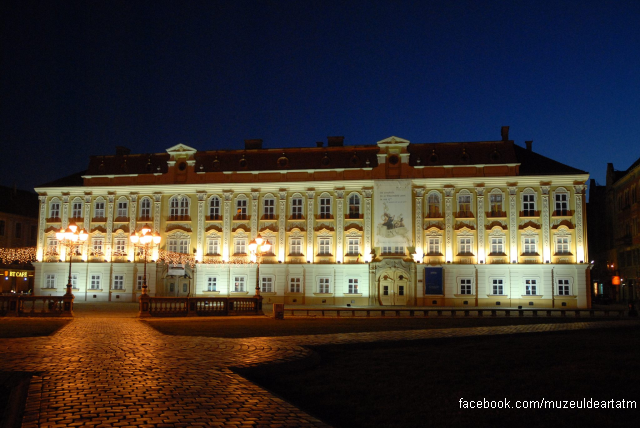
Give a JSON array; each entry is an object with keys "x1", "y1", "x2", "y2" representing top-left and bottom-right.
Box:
[{"x1": 33, "y1": 128, "x2": 591, "y2": 308}]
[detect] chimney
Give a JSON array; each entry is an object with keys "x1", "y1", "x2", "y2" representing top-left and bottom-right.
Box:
[
  {"x1": 116, "y1": 146, "x2": 131, "y2": 156},
  {"x1": 501, "y1": 126, "x2": 509, "y2": 141},
  {"x1": 244, "y1": 139, "x2": 263, "y2": 150},
  {"x1": 316, "y1": 141, "x2": 324, "y2": 147},
  {"x1": 525, "y1": 140, "x2": 533, "y2": 151},
  {"x1": 327, "y1": 136, "x2": 344, "y2": 147}
]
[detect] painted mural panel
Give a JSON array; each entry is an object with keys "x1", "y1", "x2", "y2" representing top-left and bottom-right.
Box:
[{"x1": 374, "y1": 180, "x2": 412, "y2": 248}]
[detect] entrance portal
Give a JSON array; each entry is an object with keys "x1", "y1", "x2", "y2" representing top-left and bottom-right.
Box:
[{"x1": 379, "y1": 269, "x2": 409, "y2": 305}]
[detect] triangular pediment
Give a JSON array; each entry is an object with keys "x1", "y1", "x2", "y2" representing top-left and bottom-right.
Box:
[
  {"x1": 376, "y1": 136, "x2": 410, "y2": 147},
  {"x1": 166, "y1": 144, "x2": 197, "y2": 157}
]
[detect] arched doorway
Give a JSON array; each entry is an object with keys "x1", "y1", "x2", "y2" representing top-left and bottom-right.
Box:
[{"x1": 378, "y1": 268, "x2": 409, "y2": 305}]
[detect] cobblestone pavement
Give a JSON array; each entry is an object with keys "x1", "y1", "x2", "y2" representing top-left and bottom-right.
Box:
[{"x1": 1, "y1": 315, "x2": 638, "y2": 428}]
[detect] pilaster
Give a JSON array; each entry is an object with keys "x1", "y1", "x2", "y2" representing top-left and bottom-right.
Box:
[
  {"x1": 278, "y1": 190, "x2": 287, "y2": 262},
  {"x1": 335, "y1": 189, "x2": 344, "y2": 263},
  {"x1": 508, "y1": 186, "x2": 518, "y2": 262},
  {"x1": 306, "y1": 190, "x2": 315, "y2": 262},
  {"x1": 197, "y1": 192, "x2": 207, "y2": 262},
  {"x1": 223, "y1": 191, "x2": 233, "y2": 261},
  {"x1": 37, "y1": 196, "x2": 47, "y2": 260},
  {"x1": 363, "y1": 188, "x2": 373, "y2": 261},
  {"x1": 62, "y1": 195, "x2": 70, "y2": 229},
  {"x1": 574, "y1": 184, "x2": 585, "y2": 263},
  {"x1": 541, "y1": 185, "x2": 551, "y2": 262},
  {"x1": 251, "y1": 191, "x2": 259, "y2": 240},
  {"x1": 475, "y1": 187, "x2": 485, "y2": 263},
  {"x1": 106, "y1": 195, "x2": 115, "y2": 257},
  {"x1": 444, "y1": 187, "x2": 454, "y2": 262},
  {"x1": 153, "y1": 193, "x2": 162, "y2": 233}
]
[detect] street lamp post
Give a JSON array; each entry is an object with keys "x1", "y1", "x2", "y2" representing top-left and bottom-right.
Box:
[
  {"x1": 129, "y1": 224, "x2": 161, "y2": 295},
  {"x1": 249, "y1": 233, "x2": 271, "y2": 310},
  {"x1": 56, "y1": 224, "x2": 89, "y2": 297}
]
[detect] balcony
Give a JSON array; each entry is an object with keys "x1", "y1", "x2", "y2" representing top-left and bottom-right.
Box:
[
  {"x1": 168, "y1": 215, "x2": 191, "y2": 222},
  {"x1": 552, "y1": 210, "x2": 573, "y2": 217},
  {"x1": 520, "y1": 210, "x2": 540, "y2": 218},
  {"x1": 114, "y1": 216, "x2": 130, "y2": 223},
  {"x1": 486, "y1": 210, "x2": 507, "y2": 219},
  {"x1": 456, "y1": 211, "x2": 474, "y2": 219},
  {"x1": 207, "y1": 214, "x2": 222, "y2": 221}
]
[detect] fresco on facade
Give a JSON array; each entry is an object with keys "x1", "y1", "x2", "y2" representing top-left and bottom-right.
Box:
[{"x1": 374, "y1": 180, "x2": 412, "y2": 248}]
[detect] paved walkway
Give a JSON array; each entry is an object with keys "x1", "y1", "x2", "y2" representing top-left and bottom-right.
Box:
[{"x1": 1, "y1": 308, "x2": 638, "y2": 427}]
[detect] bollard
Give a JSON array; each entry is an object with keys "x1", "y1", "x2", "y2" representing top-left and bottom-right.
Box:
[{"x1": 273, "y1": 303, "x2": 285, "y2": 320}]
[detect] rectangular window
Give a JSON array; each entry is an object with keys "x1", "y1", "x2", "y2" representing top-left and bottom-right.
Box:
[
  {"x1": 94, "y1": 201, "x2": 105, "y2": 218},
  {"x1": 92, "y1": 238, "x2": 104, "y2": 254},
  {"x1": 460, "y1": 278, "x2": 472, "y2": 295},
  {"x1": 289, "y1": 277, "x2": 301, "y2": 293},
  {"x1": 207, "y1": 238, "x2": 220, "y2": 255},
  {"x1": 140, "y1": 199, "x2": 151, "y2": 219},
  {"x1": 50, "y1": 202, "x2": 60, "y2": 218},
  {"x1": 318, "y1": 277, "x2": 330, "y2": 293},
  {"x1": 428, "y1": 237, "x2": 441, "y2": 255},
  {"x1": 15, "y1": 223, "x2": 22, "y2": 239},
  {"x1": 319, "y1": 197, "x2": 331, "y2": 218},
  {"x1": 290, "y1": 238, "x2": 302, "y2": 255},
  {"x1": 348, "y1": 195, "x2": 360, "y2": 218},
  {"x1": 525, "y1": 279, "x2": 537, "y2": 295},
  {"x1": 347, "y1": 238, "x2": 360, "y2": 256},
  {"x1": 458, "y1": 194, "x2": 471, "y2": 215},
  {"x1": 382, "y1": 246, "x2": 404, "y2": 255},
  {"x1": 555, "y1": 236, "x2": 570, "y2": 254},
  {"x1": 555, "y1": 193, "x2": 569, "y2": 215},
  {"x1": 113, "y1": 274, "x2": 124, "y2": 290},
  {"x1": 117, "y1": 201, "x2": 128, "y2": 218},
  {"x1": 523, "y1": 194, "x2": 536, "y2": 216},
  {"x1": 72, "y1": 201, "x2": 83, "y2": 218},
  {"x1": 261, "y1": 277, "x2": 273, "y2": 293},
  {"x1": 71, "y1": 274, "x2": 78, "y2": 289},
  {"x1": 490, "y1": 237, "x2": 504, "y2": 255},
  {"x1": 234, "y1": 276, "x2": 245, "y2": 292},
  {"x1": 45, "y1": 274, "x2": 56, "y2": 288},
  {"x1": 492, "y1": 279, "x2": 504, "y2": 295},
  {"x1": 318, "y1": 238, "x2": 331, "y2": 255},
  {"x1": 236, "y1": 199, "x2": 247, "y2": 219},
  {"x1": 90, "y1": 274, "x2": 101, "y2": 290},
  {"x1": 209, "y1": 197, "x2": 220, "y2": 220},
  {"x1": 206, "y1": 277, "x2": 217, "y2": 292},
  {"x1": 558, "y1": 279, "x2": 570, "y2": 295},
  {"x1": 291, "y1": 197, "x2": 303, "y2": 219},
  {"x1": 428, "y1": 193, "x2": 441, "y2": 217},
  {"x1": 523, "y1": 237, "x2": 537, "y2": 254},
  {"x1": 489, "y1": 194, "x2": 502, "y2": 215},
  {"x1": 47, "y1": 239, "x2": 59, "y2": 254},
  {"x1": 169, "y1": 239, "x2": 189, "y2": 254},
  {"x1": 263, "y1": 199, "x2": 275, "y2": 219},
  {"x1": 348, "y1": 278, "x2": 359, "y2": 294},
  {"x1": 136, "y1": 274, "x2": 147, "y2": 290},
  {"x1": 114, "y1": 238, "x2": 127, "y2": 254},
  {"x1": 234, "y1": 239, "x2": 246, "y2": 255},
  {"x1": 458, "y1": 238, "x2": 472, "y2": 255}
]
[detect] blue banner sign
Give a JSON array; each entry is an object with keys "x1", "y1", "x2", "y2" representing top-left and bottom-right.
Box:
[{"x1": 424, "y1": 267, "x2": 443, "y2": 295}]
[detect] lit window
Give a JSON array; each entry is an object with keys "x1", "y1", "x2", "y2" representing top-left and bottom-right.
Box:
[
  {"x1": 347, "y1": 238, "x2": 360, "y2": 256},
  {"x1": 234, "y1": 238, "x2": 247, "y2": 255},
  {"x1": 168, "y1": 238, "x2": 189, "y2": 254},
  {"x1": 318, "y1": 277, "x2": 330, "y2": 293},
  {"x1": 555, "y1": 236, "x2": 570, "y2": 254},
  {"x1": 234, "y1": 276, "x2": 246, "y2": 292},
  {"x1": 207, "y1": 238, "x2": 220, "y2": 255},
  {"x1": 289, "y1": 238, "x2": 302, "y2": 255},
  {"x1": 291, "y1": 197, "x2": 303, "y2": 219},
  {"x1": 92, "y1": 238, "x2": 104, "y2": 254},
  {"x1": 289, "y1": 277, "x2": 301, "y2": 293},
  {"x1": 263, "y1": 198, "x2": 275, "y2": 219},
  {"x1": 525, "y1": 279, "x2": 537, "y2": 295},
  {"x1": 260, "y1": 277, "x2": 273, "y2": 293},
  {"x1": 458, "y1": 194, "x2": 471, "y2": 216},
  {"x1": 458, "y1": 237, "x2": 472, "y2": 255},
  {"x1": 489, "y1": 193, "x2": 502, "y2": 215},
  {"x1": 348, "y1": 194, "x2": 360, "y2": 218},
  {"x1": 492, "y1": 279, "x2": 504, "y2": 295},
  {"x1": 523, "y1": 237, "x2": 537, "y2": 254},
  {"x1": 209, "y1": 196, "x2": 221, "y2": 220},
  {"x1": 207, "y1": 277, "x2": 217, "y2": 292},
  {"x1": 318, "y1": 238, "x2": 331, "y2": 255},
  {"x1": 113, "y1": 274, "x2": 124, "y2": 290},
  {"x1": 428, "y1": 237, "x2": 441, "y2": 255},
  {"x1": 490, "y1": 237, "x2": 504, "y2": 255},
  {"x1": 47, "y1": 238, "x2": 59, "y2": 254},
  {"x1": 348, "y1": 278, "x2": 359, "y2": 294},
  {"x1": 235, "y1": 198, "x2": 247, "y2": 219},
  {"x1": 427, "y1": 193, "x2": 441, "y2": 217},
  {"x1": 114, "y1": 238, "x2": 127, "y2": 255},
  {"x1": 460, "y1": 278, "x2": 472, "y2": 295}
]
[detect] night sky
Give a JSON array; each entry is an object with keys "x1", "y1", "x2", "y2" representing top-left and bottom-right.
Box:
[{"x1": 2, "y1": 1, "x2": 639, "y2": 192}]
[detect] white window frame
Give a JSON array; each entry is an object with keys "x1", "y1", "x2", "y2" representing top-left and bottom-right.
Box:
[
  {"x1": 319, "y1": 195, "x2": 332, "y2": 219},
  {"x1": 555, "y1": 235, "x2": 571, "y2": 255},
  {"x1": 522, "y1": 235, "x2": 538, "y2": 255},
  {"x1": 317, "y1": 277, "x2": 331, "y2": 294},
  {"x1": 207, "y1": 237, "x2": 220, "y2": 255},
  {"x1": 260, "y1": 275, "x2": 274, "y2": 293},
  {"x1": 47, "y1": 238, "x2": 59, "y2": 255},
  {"x1": 113, "y1": 274, "x2": 125, "y2": 290},
  {"x1": 235, "y1": 197, "x2": 248, "y2": 219},
  {"x1": 347, "y1": 278, "x2": 359, "y2": 294},
  {"x1": 233, "y1": 276, "x2": 246, "y2": 292},
  {"x1": 289, "y1": 237, "x2": 303, "y2": 256},
  {"x1": 169, "y1": 195, "x2": 190, "y2": 218},
  {"x1": 458, "y1": 237, "x2": 473, "y2": 255},
  {"x1": 491, "y1": 278, "x2": 505, "y2": 295},
  {"x1": 114, "y1": 238, "x2": 127, "y2": 254},
  {"x1": 458, "y1": 278, "x2": 473, "y2": 295},
  {"x1": 71, "y1": 274, "x2": 79, "y2": 290},
  {"x1": 554, "y1": 188, "x2": 569, "y2": 216},
  {"x1": 489, "y1": 190, "x2": 503, "y2": 215},
  {"x1": 90, "y1": 274, "x2": 102, "y2": 290},
  {"x1": 524, "y1": 278, "x2": 538, "y2": 296},
  {"x1": 381, "y1": 245, "x2": 405, "y2": 255},
  {"x1": 234, "y1": 238, "x2": 247, "y2": 255},
  {"x1": 116, "y1": 198, "x2": 129, "y2": 218},
  {"x1": 490, "y1": 237, "x2": 504, "y2": 255},
  {"x1": 346, "y1": 237, "x2": 360, "y2": 256},
  {"x1": 94, "y1": 199, "x2": 105, "y2": 218},
  {"x1": 209, "y1": 196, "x2": 221, "y2": 220},
  {"x1": 136, "y1": 274, "x2": 147, "y2": 290},
  {"x1": 168, "y1": 238, "x2": 190, "y2": 254},
  {"x1": 45, "y1": 274, "x2": 56, "y2": 289},
  {"x1": 318, "y1": 237, "x2": 332, "y2": 255},
  {"x1": 557, "y1": 278, "x2": 572, "y2": 296},
  {"x1": 427, "y1": 192, "x2": 441, "y2": 217},
  {"x1": 140, "y1": 197, "x2": 152, "y2": 219},
  {"x1": 291, "y1": 196, "x2": 303, "y2": 219},
  {"x1": 71, "y1": 199, "x2": 83, "y2": 218},
  {"x1": 92, "y1": 238, "x2": 104, "y2": 254},
  {"x1": 49, "y1": 200, "x2": 61, "y2": 219},
  {"x1": 206, "y1": 276, "x2": 217, "y2": 292},
  {"x1": 457, "y1": 191, "x2": 472, "y2": 215},
  {"x1": 427, "y1": 237, "x2": 441, "y2": 255},
  {"x1": 263, "y1": 196, "x2": 276, "y2": 219},
  {"x1": 347, "y1": 193, "x2": 361, "y2": 218},
  {"x1": 289, "y1": 277, "x2": 302, "y2": 293},
  {"x1": 521, "y1": 189, "x2": 537, "y2": 216}
]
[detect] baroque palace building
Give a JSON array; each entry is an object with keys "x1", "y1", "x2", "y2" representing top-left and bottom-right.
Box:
[{"x1": 33, "y1": 127, "x2": 591, "y2": 308}]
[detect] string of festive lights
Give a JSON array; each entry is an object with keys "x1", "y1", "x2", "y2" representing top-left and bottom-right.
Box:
[{"x1": 0, "y1": 247, "x2": 37, "y2": 264}]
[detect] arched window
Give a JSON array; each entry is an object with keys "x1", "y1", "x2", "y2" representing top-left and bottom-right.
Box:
[
  {"x1": 209, "y1": 196, "x2": 221, "y2": 220},
  {"x1": 427, "y1": 192, "x2": 441, "y2": 217},
  {"x1": 169, "y1": 195, "x2": 190, "y2": 219},
  {"x1": 521, "y1": 188, "x2": 537, "y2": 217},
  {"x1": 71, "y1": 198, "x2": 83, "y2": 219},
  {"x1": 263, "y1": 194, "x2": 276, "y2": 220},
  {"x1": 49, "y1": 198, "x2": 61, "y2": 220},
  {"x1": 139, "y1": 197, "x2": 152, "y2": 220},
  {"x1": 553, "y1": 188, "x2": 569, "y2": 216},
  {"x1": 290, "y1": 194, "x2": 303, "y2": 219},
  {"x1": 348, "y1": 193, "x2": 360, "y2": 218},
  {"x1": 116, "y1": 197, "x2": 129, "y2": 219},
  {"x1": 235, "y1": 195, "x2": 248, "y2": 220},
  {"x1": 94, "y1": 197, "x2": 106, "y2": 219}
]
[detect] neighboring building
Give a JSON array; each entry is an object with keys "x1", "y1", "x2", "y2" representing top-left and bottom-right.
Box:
[
  {"x1": 0, "y1": 185, "x2": 39, "y2": 293},
  {"x1": 591, "y1": 158, "x2": 640, "y2": 303},
  {"x1": 33, "y1": 128, "x2": 591, "y2": 308}
]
